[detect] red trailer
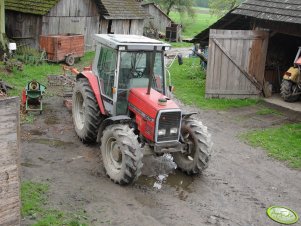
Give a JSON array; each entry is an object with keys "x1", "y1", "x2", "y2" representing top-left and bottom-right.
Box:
[{"x1": 39, "y1": 34, "x2": 84, "y2": 66}]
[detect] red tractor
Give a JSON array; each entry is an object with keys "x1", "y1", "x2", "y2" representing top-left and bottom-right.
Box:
[{"x1": 72, "y1": 34, "x2": 212, "y2": 185}]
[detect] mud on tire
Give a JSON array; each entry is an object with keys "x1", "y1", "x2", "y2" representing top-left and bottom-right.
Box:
[
  {"x1": 280, "y1": 80, "x2": 300, "y2": 102},
  {"x1": 101, "y1": 124, "x2": 143, "y2": 185},
  {"x1": 72, "y1": 78, "x2": 102, "y2": 143},
  {"x1": 173, "y1": 119, "x2": 212, "y2": 175}
]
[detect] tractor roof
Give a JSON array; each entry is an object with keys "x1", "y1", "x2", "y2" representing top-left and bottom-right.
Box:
[{"x1": 94, "y1": 34, "x2": 171, "y2": 51}]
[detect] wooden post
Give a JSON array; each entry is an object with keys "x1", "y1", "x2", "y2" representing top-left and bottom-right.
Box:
[
  {"x1": 0, "y1": 0, "x2": 6, "y2": 49},
  {"x1": 0, "y1": 97, "x2": 21, "y2": 226}
]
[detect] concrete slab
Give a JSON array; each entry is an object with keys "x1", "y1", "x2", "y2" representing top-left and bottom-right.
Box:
[{"x1": 264, "y1": 94, "x2": 301, "y2": 113}]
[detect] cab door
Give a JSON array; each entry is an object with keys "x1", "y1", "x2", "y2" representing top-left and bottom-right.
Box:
[{"x1": 93, "y1": 45, "x2": 118, "y2": 115}]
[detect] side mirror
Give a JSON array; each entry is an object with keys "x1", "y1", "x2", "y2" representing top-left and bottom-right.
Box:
[
  {"x1": 169, "y1": 85, "x2": 175, "y2": 92},
  {"x1": 177, "y1": 54, "x2": 183, "y2": 65}
]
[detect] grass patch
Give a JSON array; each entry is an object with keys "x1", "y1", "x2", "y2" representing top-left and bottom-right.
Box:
[
  {"x1": 256, "y1": 107, "x2": 282, "y2": 116},
  {"x1": 241, "y1": 123, "x2": 301, "y2": 168},
  {"x1": 169, "y1": 12, "x2": 218, "y2": 39},
  {"x1": 0, "y1": 52, "x2": 95, "y2": 97},
  {"x1": 21, "y1": 181, "x2": 48, "y2": 217},
  {"x1": 21, "y1": 113, "x2": 36, "y2": 124},
  {"x1": 168, "y1": 41, "x2": 194, "y2": 48},
  {"x1": 169, "y1": 58, "x2": 258, "y2": 110},
  {"x1": 21, "y1": 181, "x2": 88, "y2": 226}
]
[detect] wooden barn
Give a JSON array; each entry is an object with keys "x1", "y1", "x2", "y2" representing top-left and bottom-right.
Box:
[
  {"x1": 5, "y1": 0, "x2": 99, "y2": 50},
  {"x1": 5, "y1": 0, "x2": 145, "y2": 51},
  {"x1": 192, "y1": 0, "x2": 301, "y2": 99},
  {"x1": 141, "y1": 2, "x2": 173, "y2": 35},
  {"x1": 96, "y1": 0, "x2": 145, "y2": 35}
]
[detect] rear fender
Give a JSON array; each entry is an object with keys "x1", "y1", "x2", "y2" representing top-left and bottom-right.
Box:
[
  {"x1": 76, "y1": 72, "x2": 106, "y2": 115},
  {"x1": 96, "y1": 115, "x2": 132, "y2": 142}
]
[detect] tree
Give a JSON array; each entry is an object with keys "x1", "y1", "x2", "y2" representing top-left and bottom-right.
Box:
[
  {"x1": 208, "y1": 0, "x2": 243, "y2": 17},
  {"x1": 146, "y1": 0, "x2": 195, "y2": 16}
]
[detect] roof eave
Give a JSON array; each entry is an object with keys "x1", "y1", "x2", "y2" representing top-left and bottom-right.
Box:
[{"x1": 103, "y1": 15, "x2": 145, "y2": 20}]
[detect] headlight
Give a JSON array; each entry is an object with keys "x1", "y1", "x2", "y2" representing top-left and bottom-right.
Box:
[
  {"x1": 158, "y1": 129, "x2": 166, "y2": 136},
  {"x1": 170, "y1": 128, "x2": 178, "y2": 134}
]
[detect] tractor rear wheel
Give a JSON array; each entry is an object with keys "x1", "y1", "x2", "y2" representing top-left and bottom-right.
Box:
[
  {"x1": 173, "y1": 119, "x2": 212, "y2": 175},
  {"x1": 280, "y1": 80, "x2": 300, "y2": 102},
  {"x1": 72, "y1": 78, "x2": 102, "y2": 143},
  {"x1": 101, "y1": 124, "x2": 143, "y2": 185}
]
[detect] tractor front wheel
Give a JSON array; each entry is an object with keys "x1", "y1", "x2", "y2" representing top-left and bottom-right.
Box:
[
  {"x1": 173, "y1": 119, "x2": 212, "y2": 175},
  {"x1": 101, "y1": 124, "x2": 143, "y2": 185},
  {"x1": 72, "y1": 78, "x2": 102, "y2": 143},
  {"x1": 280, "y1": 80, "x2": 300, "y2": 102}
]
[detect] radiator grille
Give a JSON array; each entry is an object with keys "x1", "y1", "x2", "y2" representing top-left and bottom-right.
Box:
[{"x1": 156, "y1": 111, "x2": 181, "y2": 142}]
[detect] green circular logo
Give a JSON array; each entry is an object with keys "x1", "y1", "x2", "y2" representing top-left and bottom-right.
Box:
[{"x1": 267, "y1": 206, "x2": 299, "y2": 225}]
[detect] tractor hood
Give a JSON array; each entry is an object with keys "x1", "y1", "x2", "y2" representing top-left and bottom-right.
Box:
[{"x1": 128, "y1": 88, "x2": 180, "y2": 119}]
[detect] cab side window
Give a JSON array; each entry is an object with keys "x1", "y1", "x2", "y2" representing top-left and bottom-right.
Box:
[{"x1": 97, "y1": 47, "x2": 117, "y2": 98}]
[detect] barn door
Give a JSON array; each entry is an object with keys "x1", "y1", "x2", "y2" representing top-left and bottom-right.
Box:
[{"x1": 206, "y1": 29, "x2": 269, "y2": 98}]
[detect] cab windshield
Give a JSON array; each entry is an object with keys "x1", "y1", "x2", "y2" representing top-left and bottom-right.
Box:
[
  {"x1": 118, "y1": 51, "x2": 164, "y2": 93},
  {"x1": 116, "y1": 51, "x2": 164, "y2": 115}
]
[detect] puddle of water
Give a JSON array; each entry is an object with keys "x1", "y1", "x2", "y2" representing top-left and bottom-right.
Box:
[
  {"x1": 138, "y1": 153, "x2": 194, "y2": 193},
  {"x1": 29, "y1": 129, "x2": 46, "y2": 136},
  {"x1": 21, "y1": 162, "x2": 41, "y2": 168},
  {"x1": 137, "y1": 170, "x2": 194, "y2": 192},
  {"x1": 142, "y1": 154, "x2": 177, "y2": 177},
  {"x1": 44, "y1": 114, "x2": 59, "y2": 125},
  {"x1": 31, "y1": 138, "x2": 73, "y2": 148}
]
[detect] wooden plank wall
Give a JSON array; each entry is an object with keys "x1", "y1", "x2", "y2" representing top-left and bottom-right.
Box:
[
  {"x1": 129, "y1": 20, "x2": 144, "y2": 35},
  {"x1": 101, "y1": 19, "x2": 144, "y2": 35},
  {"x1": 42, "y1": 0, "x2": 99, "y2": 51},
  {"x1": 5, "y1": 11, "x2": 42, "y2": 49},
  {"x1": 206, "y1": 29, "x2": 269, "y2": 99},
  {"x1": 143, "y1": 4, "x2": 172, "y2": 34},
  {"x1": 0, "y1": 97, "x2": 21, "y2": 226}
]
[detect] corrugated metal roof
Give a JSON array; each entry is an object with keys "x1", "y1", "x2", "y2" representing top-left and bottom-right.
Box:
[
  {"x1": 5, "y1": 0, "x2": 59, "y2": 15},
  {"x1": 233, "y1": 0, "x2": 301, "y2": 24},
  {"x1": 96, "y1": 0, "x2": 146, "y2": 19}
]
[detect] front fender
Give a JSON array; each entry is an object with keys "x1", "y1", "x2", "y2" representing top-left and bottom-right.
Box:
[
  {"x1": 77, "y1": 72, "x2": 106, "y2": 115},
  {"x1": 182, "y1": 112, "x2": 197, "y2": 120},
  {"x1": 96, "y1": 115, "x2": 132, "y2": 142}
]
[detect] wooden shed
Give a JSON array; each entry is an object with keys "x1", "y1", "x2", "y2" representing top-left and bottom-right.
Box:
[
  {"x1": 141, "y1": 3, "x2": 173, "y2": 36},
  {"x1": 5, "y1": 0, "x2": 100, "y2": 51},
  {"x1": 5, "y1": 0, "x2": 146, "y2": 51},
  {"x1": 192, "y1": 0, "x2": 301, "y2": 99},
  {"x1": 96, "y1": 0, "x2": 145, "y2": 35}
]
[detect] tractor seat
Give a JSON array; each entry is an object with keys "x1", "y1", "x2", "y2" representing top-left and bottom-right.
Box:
[{"x1": 128, "y1": 78, "x2": 149, "y2": 89}]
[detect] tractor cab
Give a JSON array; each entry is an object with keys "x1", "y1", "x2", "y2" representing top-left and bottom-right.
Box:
[{"x1": 92, "y1": 34, "x2": 171, "y2": 116}]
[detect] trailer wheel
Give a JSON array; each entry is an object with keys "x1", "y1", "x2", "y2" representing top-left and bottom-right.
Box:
[
  {"x1": 72, "y1": 78, "x2": 102, "y2": 143},
  {"x1": 280, "y1": 80, "x2": 300, "y2": 102},
  {"x1": 173, "y1": 119, "x2": 212, "y2": 175},
  {"x1": 65, "y1": 55, "x2": 75, "y2": 66},
  {"x1": 101, "y1": 124, "x2": 143, "y2": 185}
]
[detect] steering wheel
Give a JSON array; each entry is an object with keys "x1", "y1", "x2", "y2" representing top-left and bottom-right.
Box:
[
  {"x1": 131, "y1": 68, "x2": 145, "y2": 78},
  {"x1": 135, "y1": 70, "x2": 144, "y2": 78}
]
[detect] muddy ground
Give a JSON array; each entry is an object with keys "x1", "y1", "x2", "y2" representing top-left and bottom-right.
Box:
[{"x1": 21, "y1": 89, "x2": 301, "y2": 226}]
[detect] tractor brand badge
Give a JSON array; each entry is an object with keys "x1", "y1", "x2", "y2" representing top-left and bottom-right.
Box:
[{"x1": 267, "y1": 206, "x2": 299, "y2": 225}]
